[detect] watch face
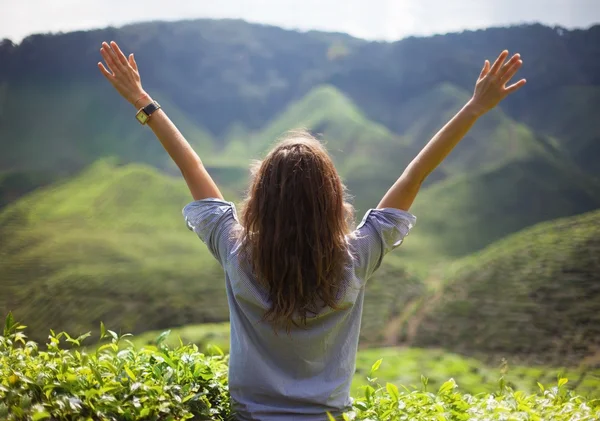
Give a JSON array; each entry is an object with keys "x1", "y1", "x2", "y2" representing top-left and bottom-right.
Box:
[{"x1": 136, "y1": 110, "x2": 149, "y2": 124}]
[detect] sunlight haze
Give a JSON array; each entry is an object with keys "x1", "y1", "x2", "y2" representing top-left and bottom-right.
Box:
[{"x1": 1, "y1": 0, "x2": 599, "y2": 43}]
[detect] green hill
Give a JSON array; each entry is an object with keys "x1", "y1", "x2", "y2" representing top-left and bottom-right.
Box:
[
  {"x1": 406, "y1": 209, "x2": 600, "y2": 366},
  {"x1": 245, "y1": 83, "x2": 570, "y2": 222},
  {"x1": 394, "y1": 83, "x2": 543, "y2": 175},
  {"x1": 512, "y1": 86, "x2": 600, "y2": 178},
  {"x1": 0, "y1": 160, "x2": 231, "y2": 343},
  {"x1": 400, "y1": 145, "x2": 600, "y2": 273},
  {"x1": 0, "y1": 169, "x2": 61, "y2": 208},
  {"x1": 246, "y1": 84, "x2": 411, "y2": 170}
]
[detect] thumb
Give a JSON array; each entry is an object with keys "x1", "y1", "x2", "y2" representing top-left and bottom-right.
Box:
[{"x1": 129, "y1": 53, "x2": 138, "y2": 71}]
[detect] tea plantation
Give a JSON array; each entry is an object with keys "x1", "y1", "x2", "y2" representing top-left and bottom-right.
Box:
[{"x1": 2, "y1": 315, "x2": 599, "y2": 421}]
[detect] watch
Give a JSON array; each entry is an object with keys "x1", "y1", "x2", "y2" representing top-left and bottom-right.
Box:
[{"x1": 136, "y1": 101, "x2": 161, "y2": 125}]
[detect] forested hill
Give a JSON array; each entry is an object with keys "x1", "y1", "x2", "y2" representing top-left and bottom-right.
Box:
[{"x1": 0, "y1": 21, "x2": 599, "y2": 178}]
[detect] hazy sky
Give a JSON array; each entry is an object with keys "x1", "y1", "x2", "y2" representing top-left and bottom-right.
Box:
[{"x1": 1, "y1": 0, "x2": 599, "y2": 43}]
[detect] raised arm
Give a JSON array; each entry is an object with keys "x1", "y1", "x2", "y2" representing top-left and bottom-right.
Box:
[
  {"x1": 98, "y1": 41, "x2": 223, "y2": 201},
  {"x1": 378, "y1": 50, "x2": 526, "y2": 211}
]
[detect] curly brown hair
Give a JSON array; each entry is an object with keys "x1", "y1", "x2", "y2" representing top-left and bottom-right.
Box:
[{"x1": 240, "y1": 130, "x2": 354, "y2": 331}]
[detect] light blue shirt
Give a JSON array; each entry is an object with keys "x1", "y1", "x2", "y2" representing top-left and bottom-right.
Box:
[{"x1": 183, "y1": 198, "x2": 416, "y2": 421}]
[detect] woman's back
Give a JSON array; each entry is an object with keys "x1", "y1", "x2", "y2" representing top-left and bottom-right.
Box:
[{"x1": 183, "y1": 199, "x2": 415, "y2": 420}]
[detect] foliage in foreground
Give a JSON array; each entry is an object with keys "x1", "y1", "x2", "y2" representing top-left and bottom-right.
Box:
[{"x1": 1, "y1": 316, "x2": 599, "y2": 421}]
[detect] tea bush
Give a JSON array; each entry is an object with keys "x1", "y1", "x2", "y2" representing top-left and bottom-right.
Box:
[{"x1": 2, "y1": 314, "x2": 599, "y2": 420}]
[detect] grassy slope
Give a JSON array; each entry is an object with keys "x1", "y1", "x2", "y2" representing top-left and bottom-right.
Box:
[
  {"x1": 408, "y1": 209, "x2": 600, "y2": 366},
  {"x1": 0, "y1": 170, "x2": 61, "y2": 209},
  {"x1": 400, "y1": 142, "x2": 600, "y2": 274},
  {"x1": 247, "y1": 85, "x2": 406, "y2": 162},
  {"x1": 0, "y1": 160, "x2": 234, "y2": 343}
]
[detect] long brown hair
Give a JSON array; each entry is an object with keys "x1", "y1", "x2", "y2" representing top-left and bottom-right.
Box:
[{"x1": 240, "y1": 130, "x2": 354, "y2": 331}]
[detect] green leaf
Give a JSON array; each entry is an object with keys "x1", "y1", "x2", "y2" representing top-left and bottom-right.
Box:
[
  {"x1": 96, "y1": 343, "x2": 116, "y2": 354},
  {"x1": 370, "y1": 358, "x2": 382, "y2": 375},
  {"x1": 207, "y1": 344, "x2": 224, "y2": 356},
  {"x1": 386, "y1": 382, "x2": 399, "y2": 401},
  {"x1": 124, "y1": 365, "x2": 137, "y2": 381},
  {"x1": 498, "y1": 376, "x2": 506, "y2": 392},
  {"x1": 159, "y1": 352, "x2": 177, "y2": 369},
  {"x1": 353, "y1": 401, "x2": 368, "y2": 411},
  {"x1": 32, "y1": 411, "x2": 51, "y2": 420},
  {"x1": 4, "y1": 312, "x2": 15, "y2": 337},
  {"x1": 558, "y1": 378, "x2": 568, "y2": 387},
  {"x1": 381, "y1": 409, "x2": 394, "y2": 419},
  {"x1": 76, "y1": 331, "x2": 92, "y2": 344},
  {"x1": 326, "y1": 412, "x2": 336, "y2": 421},
  {"x1": 107, "y1": 330, "x2": 118, "y2": 341},
  {"x1": 155, "y1": 330, "x2": 171, "y2": 346},
  {"x1": 100, "y1": 321, "x2": 106, "y2": 339},
  {"x1": 537, "y1": 382, "x2": 545, "y2": 392},
  {"x1": 364, "y1": 385, "x2": 374, "y2": 403},
  {"x1": 65, "y1": 337, "x2": 80, "y2": 346},
  {"x1": 438, "y1": 378, "x2": 457, "y2": 394}
]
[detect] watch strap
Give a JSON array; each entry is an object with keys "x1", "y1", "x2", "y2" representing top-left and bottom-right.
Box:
[{"x1": 142, "y1": 101, "x2": 161, "y2": 116}]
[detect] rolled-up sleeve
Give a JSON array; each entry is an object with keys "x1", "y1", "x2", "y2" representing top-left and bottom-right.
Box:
[
  {"x1": 350, "y1": 208, "x2": 416, "y2": 282},
  {"x1": 182, "y1": 198, "x2": 240, "y2": 266}
]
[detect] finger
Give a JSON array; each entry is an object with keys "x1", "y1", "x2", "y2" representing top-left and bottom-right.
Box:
[
  {"x1": 110, "y1": 41, "x2": 129, "y2": 67},
  {"x1": 97, "y1": 62, "x2": 114, "y2": 80},
  {"x1": 100, "y1": 48, "x2": 117, "y2": 74},
  {"x1": 498, "y1": 54, "x2": 520, "y2": 79},
  {"x1": 500, "y1": 60, "x2": 523, "y2": 84},
  {"x1": 102, "y1": 42, "x2": 124, "y2": 70},
  {"x1": 505, "y1": 78, "x2": 527, "y2": 95},
  {"x1": 129, "y1": 53, "x2": 138, "y2": 71},
  {"x1": 478, "y1": 60, "x2": 490, "y2": 80},
  {"x1": 490, "y1": 50, "x2": 509, "y2": 75}
]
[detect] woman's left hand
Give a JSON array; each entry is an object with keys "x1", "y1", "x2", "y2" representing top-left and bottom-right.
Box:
[{"x1": 98, "y1": 41, "x2": 147, "y2": 107}]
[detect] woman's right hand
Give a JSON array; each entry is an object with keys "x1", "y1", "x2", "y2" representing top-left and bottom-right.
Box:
[{"x1": 467, "y1": 50, "x2": 527, "y2": 117}]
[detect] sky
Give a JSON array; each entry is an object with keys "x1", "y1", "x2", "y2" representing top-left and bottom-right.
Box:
[{"x1": 1, "y1": 0, "x2": 599, "y2": 43}]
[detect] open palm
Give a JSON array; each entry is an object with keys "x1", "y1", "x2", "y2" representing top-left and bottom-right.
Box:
[
  {"x1": 470, "y1": 50, "x2": 527, "y2": 116},
  {"x1": 98, "y1": 41, "x2": 146, "y2": 106}
]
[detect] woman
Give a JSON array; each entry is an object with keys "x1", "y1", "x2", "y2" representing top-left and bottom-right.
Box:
[{"x1": 98, "y1": 41, "x2": 525, "y2": 420}]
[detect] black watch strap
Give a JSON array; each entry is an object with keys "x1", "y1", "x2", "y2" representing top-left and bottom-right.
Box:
[{"x1": 143, "y1": 101, "x2": 161, "y2": 117}]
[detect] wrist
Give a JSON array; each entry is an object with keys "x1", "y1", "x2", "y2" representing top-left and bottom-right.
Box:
[
  {"x1": 133, "y1": 92, "x2": 152, "y2": 109},
  {"x1": 464, "y1": 99, "x2": 487, "y2": 119}
]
